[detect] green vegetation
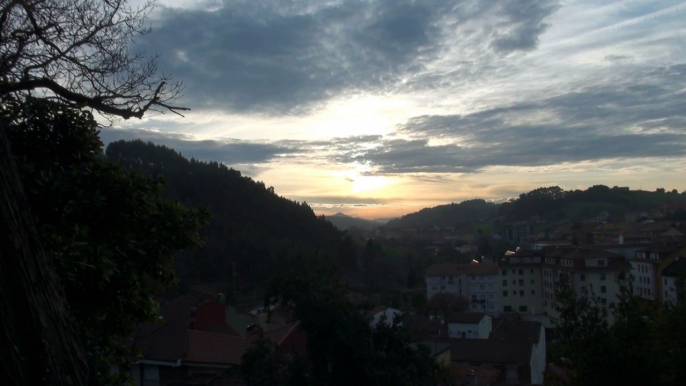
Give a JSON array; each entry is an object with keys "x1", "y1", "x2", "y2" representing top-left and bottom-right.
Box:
[
  {"x1": 550, "y1": 274, "x2": 686, "y2": 386},
  {"x1": 386, "y1": 199, "x2": 498, "y2": 229},
  {"x1": 242, "y1": 260, "x2": 441, "y2": 386},
  {"x1": 4, "y1": 97, "x2": 208, "y2": 383},
  {"x1": 106, "y1": 140, "x2": 347, "y2": 294}
]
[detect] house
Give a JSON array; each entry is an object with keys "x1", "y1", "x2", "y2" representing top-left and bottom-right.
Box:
[
  {"x1": 449, "y1": 320, "x2": 546, "y2": 385},
  {"x1": 447, "y1": 313, "x2": 492, "y2": 339},
  {"x1": 132, "y1": 297, "x2": 305, "y2": 386}
]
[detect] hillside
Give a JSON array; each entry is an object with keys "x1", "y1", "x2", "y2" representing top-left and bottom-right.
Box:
[
  {"x1": 386, "y1": 199, "x2": 499, "y2": 229},
  {"x1": 326, "y1": 213, "x2": 383, "y2": 231},
  {"x1": 105, "y1": 140, "x2": 346, "y2": 292},
  {"x1": 499, "y1": 185, "x2": 686, "y2": 221}
]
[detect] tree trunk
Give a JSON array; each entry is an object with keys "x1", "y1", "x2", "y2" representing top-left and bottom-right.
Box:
[{"x1": 0, "y1": 123, "x2": 91, "y2": 385}]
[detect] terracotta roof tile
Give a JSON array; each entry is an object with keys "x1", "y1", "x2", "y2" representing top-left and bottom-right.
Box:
[{"x1": 184, "y1": 330, "x2": 253, "y2": 365}]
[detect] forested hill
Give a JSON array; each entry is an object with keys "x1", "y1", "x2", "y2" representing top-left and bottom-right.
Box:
[
  {"x1": 499, "y1": 185, "x2": 686, "y2": 221},
  {"x1": 386, "y1": 199, "x2": 499, "y2": 229},
  {"x1": 105, "y1": 140, "x2": 345, "y2": 290}
]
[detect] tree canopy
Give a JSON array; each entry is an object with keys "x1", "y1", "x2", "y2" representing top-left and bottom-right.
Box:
[
  {"x1": 550, "y1": 274, "x2": 686, "y2": 386},
  {"x1": 243, "y1": 260, "x2": 441, "y2": 386},
  {"x1": 4, "y1": 96, "x2": 208, "y2": 382}
]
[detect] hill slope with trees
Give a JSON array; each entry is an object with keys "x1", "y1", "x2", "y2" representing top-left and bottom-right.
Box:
[
  {"x1": 386, "y1": 199, "x2": 499, "y2": 229},
  {"x1": 106, "y1": 140, "x2": 348, "y2": 293}
]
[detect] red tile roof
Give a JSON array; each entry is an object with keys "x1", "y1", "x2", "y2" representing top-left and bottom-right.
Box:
[
  {"x1": 184, "y1": 322, "x2": 303, "y2": 365},
  {"x1": 184, "y1": 330, "x2": 253, "y2": 365}
]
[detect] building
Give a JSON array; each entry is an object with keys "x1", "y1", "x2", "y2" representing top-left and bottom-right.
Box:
[
  {"x1": 447, "y1": 313, "x2": 492, "y2": 339},
  {"x1": 630, "y1": 245, "x2": 684, "y2": 302},
  {"x1": 448, "y1": 320, "x2": 546, "y2": 385},
  {"x1": 662, "y1": 256, "x2": 686, "y2": 306},
  {"x1": 541, "y1": 248, "x2": 629, "y2": 323},
  {"x1": 499, "y1": 250, "x2": 544, "y2": 315},
  {"x1": 426, "y1": 262, "x2": 501, "y2": 317},
  {"x1": 132, "y1": 297, "x2": 305, "y2": 386}
]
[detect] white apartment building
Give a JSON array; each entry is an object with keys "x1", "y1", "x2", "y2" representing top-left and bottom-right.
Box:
[
  {"x1": 499, "y1": 251, "x2": 544, "y2": 315},
  {"x1": 662, "y1": 257, "x2": 686, "y2": 306},
  {"x1": 425, "y1": 262, "x2": 501, "y2": 317},
  {"x1": 630, "y1": 247, "x2": 681, "y2": 302},
  {"x1": 541, "y1": 248, "x2": 629, "y2": 324}
]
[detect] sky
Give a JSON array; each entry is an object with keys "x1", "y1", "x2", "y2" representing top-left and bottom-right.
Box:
[{"x1": 102, "y1": 0, "x2": 686, "y2": 219}]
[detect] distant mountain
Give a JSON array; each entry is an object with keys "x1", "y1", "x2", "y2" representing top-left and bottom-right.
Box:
[
  {"x1": 105, "y1": 140, "x2": 347, "y2": 288},
  {"x1": 386, "y1": 199, "x2": 499, "y2": 229},
  {"x1": 326, "y1": 212, "x2": 383, "y2": 231}
]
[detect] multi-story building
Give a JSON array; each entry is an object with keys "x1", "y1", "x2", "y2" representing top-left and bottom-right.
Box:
[
  {"x1": 425, "y1": 262, "x2": 501, "y2": 317},
  {"x1": 541, "y1": 248, "x2": 629, "y2": 324},
  {"x1": 499, "y1": 250, "x2": 544, "y2": 315},
  {"x1": 662, "y1": 257, "x2": 686, "y2": 305},
  {"x1": 630, "y1": 246, "x2": 682, "y2": 302}
]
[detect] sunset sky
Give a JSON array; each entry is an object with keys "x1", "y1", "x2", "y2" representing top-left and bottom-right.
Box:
[{"x1": 102, "y1": 0, "x2": 686, "y2": 219}]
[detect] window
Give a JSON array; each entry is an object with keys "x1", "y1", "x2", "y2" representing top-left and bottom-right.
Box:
[
  {"x1": 519, "y1": 305, "x2": 528, "y2": 312},
  {"x1": 519, "y1": 290, "x2": 524, "y2": 297},
  {"x1": 480, "y1": 285, "x2": 485, "y2": 290},
  {"x1": 532, "y1": 290, "x2": 535, "y2": 295},
  {"x1": 519, "y1": 279, "x2": 524, "y2": 286},
  {"x1": 601, "y1": 286, "x2": 606, "y2": 293},
  {"x1": 440, "y1": 286, "x2": 445, "y2": 290},
  {"x1": 503, "y1": 280, "x2": 508, "y2": 286},
  {"x1": 504, "y1": 306, "x2": 512, "y2": 312},
  {"x1": 580, "y1": 274, "x2": 586, "y2": 282},
  {"x1": 601, "y1": 274, "x2": 606, "y2": 281},
  {"x1": 519, "y1": 269, "x2": 523, "y2": 275},
  {"x1": 598, "y1": 259, "x2": 606, "y2": 266},
  {"x1": 531, "y1": 269, "x2": 534, "y2": 273},
  {"x1": 512, "y1": 280, "x2": 516, "y2": 284},
  {"x1": 601, "y1": 298, "x2": 607, "y2": 305},
  {"x1": 531, "y1": 279, "x2": 535, "y2": 284},
  {"x1": 502, "y1": 269, "x2": 507, "y2": 276},
  {"x1": 503, "y1": 291, "x2": 508, "y2": 297}
]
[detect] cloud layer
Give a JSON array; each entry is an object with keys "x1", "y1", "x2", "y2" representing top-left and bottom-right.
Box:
[{"x1": 139, "y1": 0, "x2": 558, "y2": 114}]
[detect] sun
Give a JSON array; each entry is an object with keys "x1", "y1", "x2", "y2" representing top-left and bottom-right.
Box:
[{"x1": 352, "y1": 175, "x2": 393, "y2": 194}]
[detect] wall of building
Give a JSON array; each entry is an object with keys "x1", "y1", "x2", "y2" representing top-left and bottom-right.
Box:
[
  {"x1": 501, "y1": 266, "x2": 543, "y2": 315},
  {"x1": 466, "y1": 275, "x2": 501, "y2": 317},
  {"x1": 529, "y1": 327, "x2": 547, "y2": 385}
]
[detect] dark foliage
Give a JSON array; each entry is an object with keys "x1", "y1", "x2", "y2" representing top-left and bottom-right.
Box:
[
  {"x1": 386, "y1": 199, "x2": 498, "y2": 229},
  {"x1": 105, "y1": 140, "x2": 347, "y2": 290},
  {"x1": 4, "y1": 97, "x2": 207, "y2": 382},
  {"x1": 551, "y1": 273, "x2": 686, "y2": 386},
  {"x1": 245, "y1": 260, "x2": 440, "y2": 386}
]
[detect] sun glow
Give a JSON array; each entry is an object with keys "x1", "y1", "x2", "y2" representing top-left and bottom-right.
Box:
[{"x1": 352, "y1": 175, "x2": 394, "y2": 194}]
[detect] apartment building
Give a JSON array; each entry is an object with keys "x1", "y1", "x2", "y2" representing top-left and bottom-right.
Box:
[
  {"x1": 499, "y1": 250, "x2": 544, "y2": 315},
  {"x1": 541, "y1": 248, "x2": 629, "y2": 323},
  {"x1": 425, "y1": 262, "x2": 501, "y2": 317},
  {"x1": 630, "y1": 246, "x2": 682, "y2": 302},
  {"x1": 662, "y1": 257, "x2": 686, "y2": 305}
]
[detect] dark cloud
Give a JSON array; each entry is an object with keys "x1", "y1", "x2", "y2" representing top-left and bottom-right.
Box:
[
  {"x1": 334, "y1": 64, "x2": 686, "y2": 173},
  {"x1": 139, "y1": 0, "x2": 558, "y2": 114},
  {"x1": 100, "y1": 128, "x2": 295, "y2": 165}
]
